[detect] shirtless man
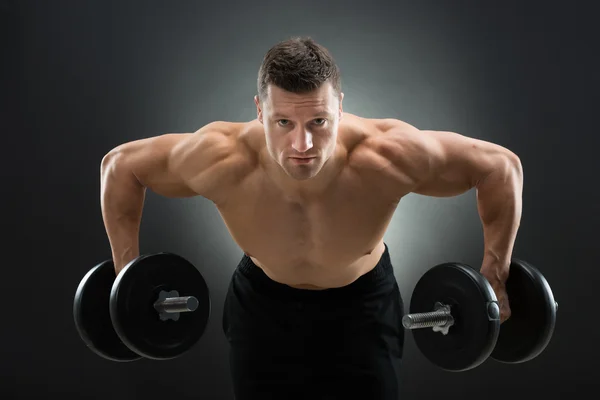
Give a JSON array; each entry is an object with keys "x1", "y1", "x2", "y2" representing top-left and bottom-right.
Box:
[{"x1": 100, "y1": 37, "x2": 523, "y2": 399}]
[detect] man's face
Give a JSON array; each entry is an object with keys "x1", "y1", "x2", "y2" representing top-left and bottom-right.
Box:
[{"x1": 254, "y1": 83, "x2": 344, "y2": 181}]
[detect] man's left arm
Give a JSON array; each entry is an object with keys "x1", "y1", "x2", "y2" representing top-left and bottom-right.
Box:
[{"x1": 382, "y1": 124, "x2": 524, "y2": 321}]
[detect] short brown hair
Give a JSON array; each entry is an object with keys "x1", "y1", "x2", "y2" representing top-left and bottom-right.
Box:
[{"x1": 257, "y1": 37, "x2": 341, "y2": 102}]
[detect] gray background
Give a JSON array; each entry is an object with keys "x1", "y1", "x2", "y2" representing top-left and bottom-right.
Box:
[{"x1": 3, "y1": 0, "x2": 598, "y2": 398}]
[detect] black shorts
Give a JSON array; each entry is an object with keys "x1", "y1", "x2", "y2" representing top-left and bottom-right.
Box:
[{"x1": 222, "y1": 243, "x2": 405, "y2": 400}]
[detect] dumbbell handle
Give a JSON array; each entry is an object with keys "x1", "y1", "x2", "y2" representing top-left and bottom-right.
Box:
[
  {"x1": 154, "y1": 296, "x2": 199, "y2": 314},
  {"x1": 403, "y1": 301, "x2": 558, "y2": 334},
  {"x1": 402, "y1": 303, "x2": 454, "y2": 332},
  {"x1": 403, "y1": 309, "x2": 452, "y2": 330}
]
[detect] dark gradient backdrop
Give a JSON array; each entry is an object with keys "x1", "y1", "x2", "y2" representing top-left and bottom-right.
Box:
[{"x1": 3, "y1": 0, "x2": 598, "y2": 399}]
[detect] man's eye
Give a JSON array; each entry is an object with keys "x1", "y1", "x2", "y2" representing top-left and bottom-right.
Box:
[
  {"x1": 314, "y1": 119, "x2": 326, "y2": 125},
  {"x1": 277, "y1": 120, "x2": 289, "y2": 126}
]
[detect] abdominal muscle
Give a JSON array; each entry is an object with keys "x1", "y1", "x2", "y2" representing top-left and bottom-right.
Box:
[{"x1": 248, "y1": 240, "x2": 387, "y2": 290}]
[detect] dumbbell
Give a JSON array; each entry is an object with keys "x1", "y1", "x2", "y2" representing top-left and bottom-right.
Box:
[
  {"x1": 73, "y1": 253, "x2": 211, "y2": 361},
  {"x1": 402, "y1": 259, "x2": 558, "y2": 371}
]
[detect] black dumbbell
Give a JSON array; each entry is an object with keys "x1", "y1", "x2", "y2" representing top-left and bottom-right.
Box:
[
  {"x1": 73, "y1": 253, "x2": 211, "y2": 361},
  {"x1": 402, "y1": 259, "x2": 558, "y2": 371}
]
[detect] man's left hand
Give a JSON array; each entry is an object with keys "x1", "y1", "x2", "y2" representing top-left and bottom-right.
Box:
[{"x1": 480, "y1": 269, "x2": 512, "y2": 323}]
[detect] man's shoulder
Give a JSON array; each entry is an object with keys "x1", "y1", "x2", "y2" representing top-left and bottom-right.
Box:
[
  {"x1": 191, "y1": 119, "x2": 258, "y2": 139},
  {"x1": 173, "y1": 120, "x2": 262, "y2": 202},
  {"x1": 188, "y1": 119, "x2": 264, "y2": 155},
  {"x1": 341, "y1": 114, "x2": 420, "y2": 156},
  {"x1": 341, "y1": 114, "x2": 424, "y2": 195}
]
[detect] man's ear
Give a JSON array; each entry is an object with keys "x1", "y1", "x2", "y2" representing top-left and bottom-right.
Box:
[
  {"x1": 338, "y1": 92, "x2": 344, "y2": 120},
  {"x1": 254, "y1": 95, "x2": 263, "y2": 124}
]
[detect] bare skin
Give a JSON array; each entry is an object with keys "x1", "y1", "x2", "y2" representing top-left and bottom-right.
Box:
[{"x1": 101, "y1": 82, "x2": 522, "y2": 322}]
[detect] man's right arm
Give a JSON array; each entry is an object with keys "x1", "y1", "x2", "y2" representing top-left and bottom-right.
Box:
[{"x1": 100, "y1": 123, "x2": 242, "y2": 273}]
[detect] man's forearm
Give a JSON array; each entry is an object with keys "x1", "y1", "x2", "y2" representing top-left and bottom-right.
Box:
[
  {"x1": 476, "y1": 154, "x2": 524, "y2": 283},
  {"x1": 101, "y1": 152, "x2": 146, "y2": 274}
]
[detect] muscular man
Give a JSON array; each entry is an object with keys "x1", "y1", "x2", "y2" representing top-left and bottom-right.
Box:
[{"x1": 101, "y1": 37, "x2": 523, "y2": 399}]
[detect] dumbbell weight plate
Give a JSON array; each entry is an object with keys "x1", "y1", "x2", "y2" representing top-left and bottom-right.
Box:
[
  {"x1": 110, "y1": 253, "x2": 211, "y2": 360},
  {"x1": 409, "y1": 263, "x2": 501, "y2": 371},
  {"x1": 490, "y1": 259, "x2": 557, "y2": 363},
  {"x1": 73, "y1": 260, "x2": 142, "y2": 362}
]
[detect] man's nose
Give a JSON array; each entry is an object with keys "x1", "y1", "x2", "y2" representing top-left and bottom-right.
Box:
[{"x1": 291, "y1": 130, "x2": 313, "y2": 153}]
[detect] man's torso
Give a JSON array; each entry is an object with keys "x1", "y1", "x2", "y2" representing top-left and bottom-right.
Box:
[{"x1": 194, "y1": 114, "x2": 414, "y2": 289}]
